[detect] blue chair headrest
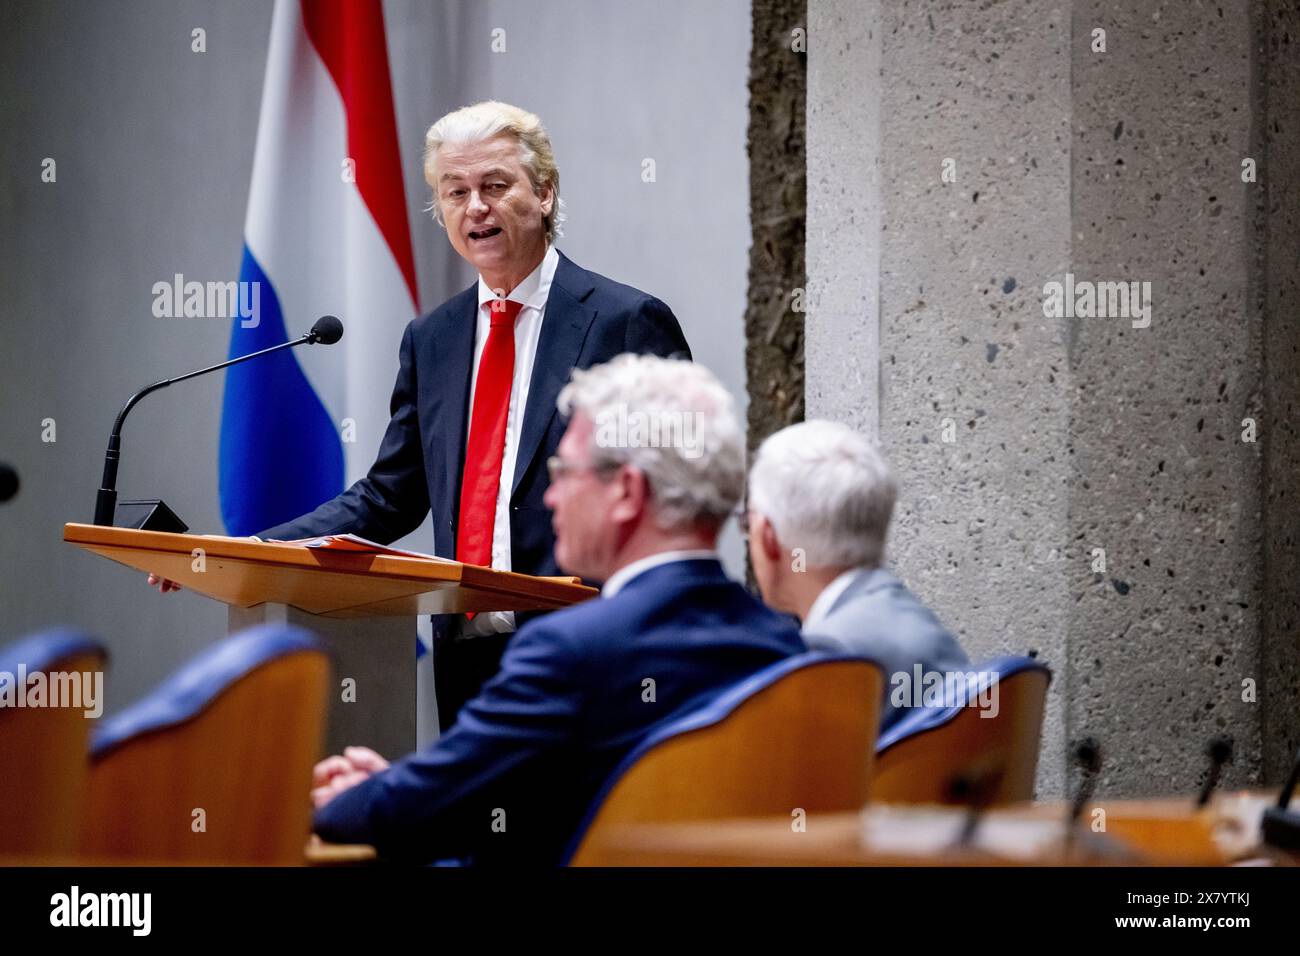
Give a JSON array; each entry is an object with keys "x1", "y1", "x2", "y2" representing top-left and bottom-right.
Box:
[
  {"x1": 0, "y1": 628, "x2": 106, "y2": 677},
  {"x1": 90, "y1": 624, "x2": 326, "y2": 760},
  {"x1": 562, "y1": 651, "x2": 879, "y2": 863},
  {"x1": 876, "y1": 654, "x2": 1052, "y2": 754}
]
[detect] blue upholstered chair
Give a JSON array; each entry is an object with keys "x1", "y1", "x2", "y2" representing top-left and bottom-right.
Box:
[
  {"x1": 81, "y1": 624, "x2": 331, "y2": 864},
  {"x1": 871, "y1": 655, "x2": 1052, "y2": 806},
  {"x1": 565, "y1": 652, "x2": 884, "y2": 866},
  {"x1": 0, "y1": 628, "x2": 108, "y2": 856}
]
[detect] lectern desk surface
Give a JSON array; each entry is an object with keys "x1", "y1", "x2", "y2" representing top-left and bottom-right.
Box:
[{"x1": 63, "y1": 523, "x2": 596, "y2": 617}]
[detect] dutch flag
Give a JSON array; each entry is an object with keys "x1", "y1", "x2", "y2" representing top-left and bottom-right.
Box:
[{"x1": 219, "y1": 0, "x2": 420, "y2": 537}]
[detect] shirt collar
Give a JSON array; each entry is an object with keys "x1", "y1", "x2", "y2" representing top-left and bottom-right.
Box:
[
  {"x1": 802, "y1": 566, "x2": 869, "y2": 633},
  {"x1": 601, "y1": 550, "x2": 719, "y2": 599},
  {"x1": 476, "y1": 243, "x2": 559, "y2": 314}
]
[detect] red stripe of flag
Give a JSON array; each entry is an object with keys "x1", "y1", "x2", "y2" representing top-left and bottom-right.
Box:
[{"x1": 301, "y1": 0, "x2": 420, "y2": 308}]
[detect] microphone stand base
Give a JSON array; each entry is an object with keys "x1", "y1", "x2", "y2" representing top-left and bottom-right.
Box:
[{"x1": 114, "y1": 498, "x2": 189, "y2": 534}]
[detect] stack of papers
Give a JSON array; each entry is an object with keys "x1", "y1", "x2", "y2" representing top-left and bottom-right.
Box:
[{"x1": 289, "y1": 533, "x2": 451, "y2": 563}]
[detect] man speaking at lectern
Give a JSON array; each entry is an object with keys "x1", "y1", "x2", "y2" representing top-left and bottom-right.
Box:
[{"x1": 225, "y1": 102, "x2": 687, "y2": 727}]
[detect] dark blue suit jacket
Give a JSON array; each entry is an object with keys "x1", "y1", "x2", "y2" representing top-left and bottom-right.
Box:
[
  {"x1": 311, "y1": 558, "x2": 806, "y2": 864},
  {"x1": 259, "y1": 252, "x2": 690, "y2": 578}
]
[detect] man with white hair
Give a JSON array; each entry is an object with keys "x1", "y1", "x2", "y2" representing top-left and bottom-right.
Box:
[
  {"x1": 242, "y1": 101, "x2": 689, "y2": 727},
  {"x1": 746, "y1": 420, "x2": 969, "y2": 730},
  {"x1": 311, "y1": 356, "x2": 803, "y2": 864}
]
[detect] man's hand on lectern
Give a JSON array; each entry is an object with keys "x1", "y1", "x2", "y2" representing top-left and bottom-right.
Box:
[
  {"x1": 146, "y1": 536, "x2": 262, "y2": 593},
  {"x1": 311, "y1": 746, "x2": 391, "y2": 809}
]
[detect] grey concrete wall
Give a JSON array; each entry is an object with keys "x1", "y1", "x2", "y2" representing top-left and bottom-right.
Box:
[
  {"x1": 1258, "y1": 0, "x2": 1300, "y2": 783},
  {"x1": 0, "y1": 0, "x2": 751, "y2": 713},
  {"x1": 808, "y1": 0, "x2": 1295, "y2": 797},
  {"x1": 1067, "y1": 0, "x2": 1261, "y2": 796},
  {"x1": 809, "y1": 0, "x2": 1072, "y2": 795},
  {"x1": 805, "y1": 0, "x2": 881, "y2": 443}
]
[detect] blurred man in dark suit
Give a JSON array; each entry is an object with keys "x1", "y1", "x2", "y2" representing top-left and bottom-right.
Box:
[
  {"x1": 310, "y1": 355, "x2": 803, "y2": 864},
  {"x1": 153, "y1": 102, "x2": 689, "y2": 728}
]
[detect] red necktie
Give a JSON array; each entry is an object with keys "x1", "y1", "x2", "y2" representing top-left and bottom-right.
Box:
[{"x1": 457, "y1": 299, "x2": 524, "y2": 569}]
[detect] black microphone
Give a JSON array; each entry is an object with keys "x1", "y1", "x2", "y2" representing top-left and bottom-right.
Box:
[
  {"x1": 1061, "y1": 737, "x2": 1103, "y2": 856},
  {"x1": 309, "y1": 314, "x2": 343, "y2": 345},
  {"x1": 1276, "y1": 745, "x2": 1300, "y2": 810},
  {"x1": 0, "y1": 463, "x2": 18, "y2": 503},
  {"x1": 946, "y1": 766, "x2": 1002, "y2": 849},
  {"x1": 92, "y1": 316, "x2": 344, "y2": 528},
  {"x1": 1262, "y1": 746, "x2": 1300, "y2": 851},
  {"x1": 1068, "y1": 737, "x2": 1102, "y2": 827},
  {"x1": 1195, "y1": 736, "x2": 1233, "y2": 808}
]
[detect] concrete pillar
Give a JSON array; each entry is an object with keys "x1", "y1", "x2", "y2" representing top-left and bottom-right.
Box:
[{"x1": 806, "y1": 0, "x2": 1299, "y2": 797}]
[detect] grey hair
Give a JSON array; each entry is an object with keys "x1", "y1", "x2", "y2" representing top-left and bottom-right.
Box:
[
  {"x1": 423, "y1": 100, "x2": 567, "y2": 242},
  {"x1": 557, "y1": 354, "x2": 745, "y2": 532},
  {"x1": 748, "y1": 420, "x2": 897, "y2": 569}
]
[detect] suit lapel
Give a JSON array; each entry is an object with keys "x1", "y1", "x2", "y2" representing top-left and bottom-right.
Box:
[
  {"x1": 511, "y1": 251, "x2": 597, "y2": 496},
  {"x1": 433, "y1": 284, "x2": 479, "y2": 554}
]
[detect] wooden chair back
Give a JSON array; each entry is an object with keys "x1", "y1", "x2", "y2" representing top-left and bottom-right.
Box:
[
  {"x1": 569, "y1": 655, "x2": 883, "y2": 866},
  {"x1": 0, "y1": 630, "x2": 107, "y2": 856},
  {"x1": 81, "y1": 626, "x2": 330, "y2": 864},
  {"x1": 870, "y1": 658, "x2": 1051, "y2": 806}
]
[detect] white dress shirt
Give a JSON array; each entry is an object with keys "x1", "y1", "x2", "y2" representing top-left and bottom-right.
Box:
[
  {"x1": 601, "y1": 550, "x2": 720, "y2": 600},
  {"x1": 459, "y1": 243, "x2": 559, "y2": 636}
]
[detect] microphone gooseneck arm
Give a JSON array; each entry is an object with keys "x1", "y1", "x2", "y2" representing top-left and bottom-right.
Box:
[
  {"x1": 1278, "y1": 746, "x2": 1300, "y2": 809},
  {"x1": 93, "y1": 319, "x2": 341, "y2": 526}
]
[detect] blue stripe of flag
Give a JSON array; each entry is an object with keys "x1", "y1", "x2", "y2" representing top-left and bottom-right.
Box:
[{"x1": 218, "y1": 245, "x2": 344, "y2": 536}]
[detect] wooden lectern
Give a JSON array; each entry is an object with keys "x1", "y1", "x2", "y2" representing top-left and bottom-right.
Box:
[{"x1": 63, "y1": 523, "x2": 596, "y2": 756}]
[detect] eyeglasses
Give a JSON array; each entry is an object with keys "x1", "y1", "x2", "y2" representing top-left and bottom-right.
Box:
[
  {"x1": 733, "y1": 501, "x2": 751, "y2": 545},
  {"x1": 546, "y1": 455, "x2": 622, "y2": 483}
]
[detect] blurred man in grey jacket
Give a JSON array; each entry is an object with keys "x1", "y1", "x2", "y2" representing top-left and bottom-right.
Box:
[{"x1": 745, "y1": 420, "x2": 970, "y2": 730}]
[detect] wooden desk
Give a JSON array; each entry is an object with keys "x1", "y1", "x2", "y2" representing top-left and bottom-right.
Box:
[
  {"x1": 64, "y1": 523, "x2": 596, "y2": 755},
  {"x1": 587, "y1": 794, "x2": 1288, "y2": 867},
  {"x1": 303, "y1": 837, "x2": 378, "y2": 867}
]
